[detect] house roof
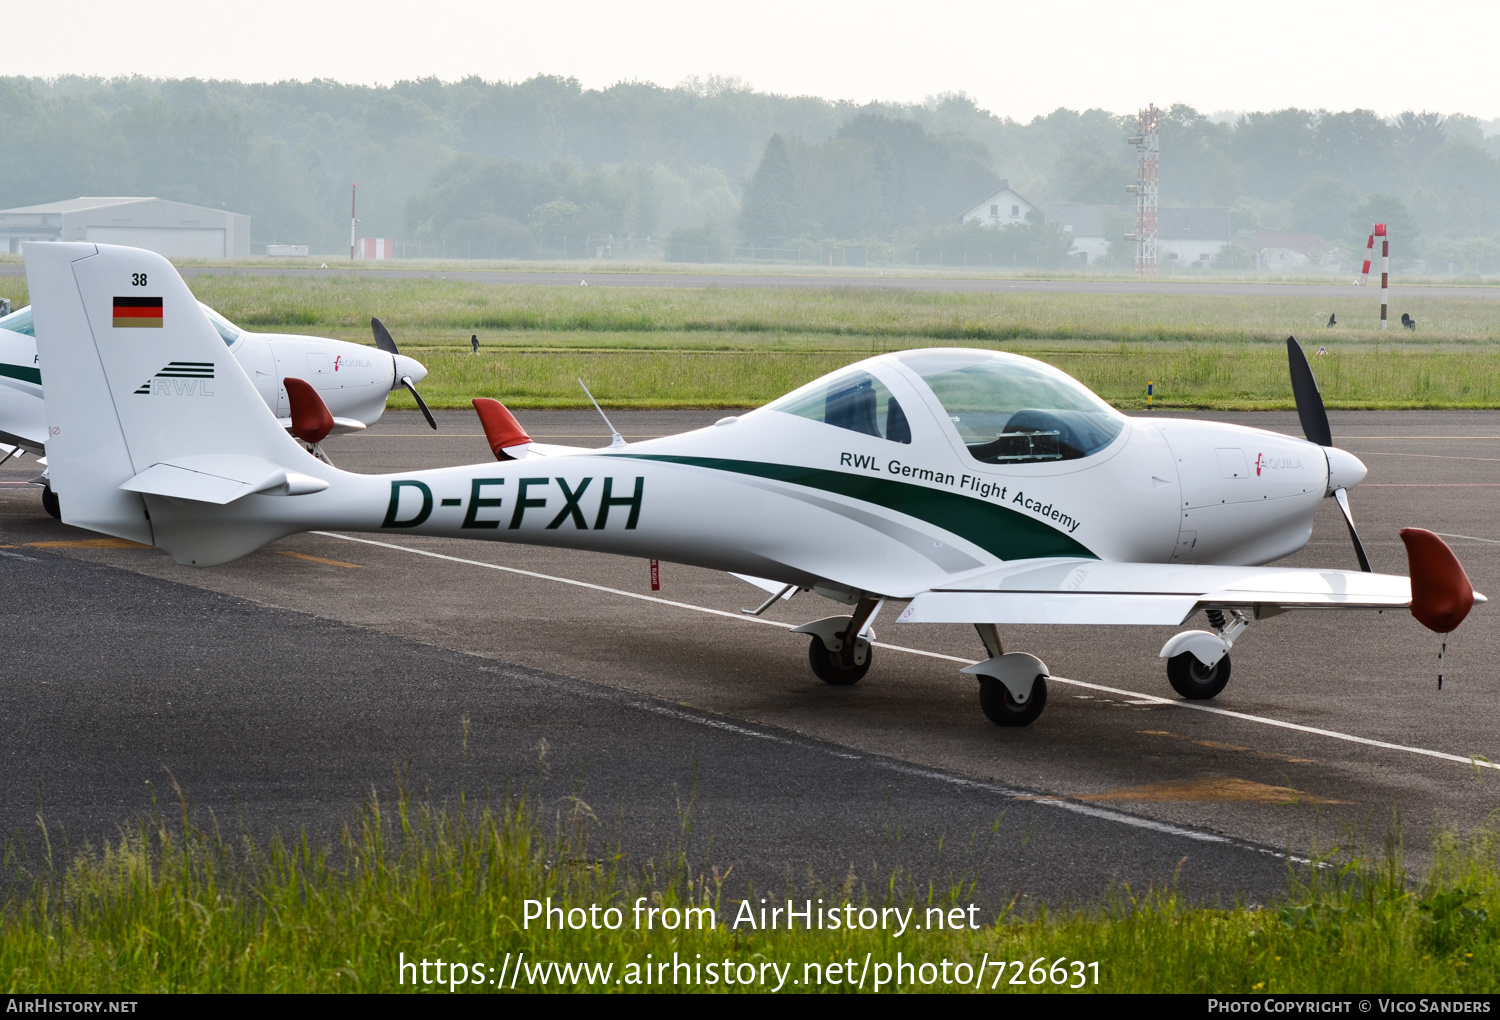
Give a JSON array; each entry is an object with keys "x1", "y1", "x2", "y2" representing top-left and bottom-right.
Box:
[
  {"x1": 0, "y1": 197, "x2": 156, "y2": 215},
  {"x1": 1045, "y1": 204, "x2": 1104, "y2": 236},
  {"x1": 1158, "y1": 207, "x2": 1231, "y2": 240}
]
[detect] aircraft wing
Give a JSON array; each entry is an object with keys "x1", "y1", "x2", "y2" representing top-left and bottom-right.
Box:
[{"x1": 896, "y1": 557, "x2": 1450, "y2": 627}]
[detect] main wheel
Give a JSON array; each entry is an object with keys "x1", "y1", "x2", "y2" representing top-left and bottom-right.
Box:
[
  {"x1": 978, "y1": 675, "x2": 1047, "y2": 727},
  {"x1": 808, "y1": 636, "x2": 871, "y2": 686},
  {"x1": 40, "y1": 483, "x2": 60, "y2": 520},
  {"x1": 1166, "y1": 651, "x2": 1231, "y2": 700}
]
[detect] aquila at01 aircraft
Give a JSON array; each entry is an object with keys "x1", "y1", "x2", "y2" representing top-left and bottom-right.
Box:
[
  {"x1": 26, "y1": 242, "x2": 1482, "y2": 727},
  {"x1": 0, "y1": 296, "x2": 435, "y2": 514}
]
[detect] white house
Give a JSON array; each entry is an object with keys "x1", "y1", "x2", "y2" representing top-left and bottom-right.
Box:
[
  {"x1": 0, "y1": 197, "x2": 251, "y2": 257},
  {"x1": 1157, "y1": 208, "x2": 1231, "y2": 265},
  {"x1": 959, "y1": 183, "x2": 1036, "y2": 228},
  {"x1": 1044, "y1": 205, "x2": 1110, "y2": 265}
]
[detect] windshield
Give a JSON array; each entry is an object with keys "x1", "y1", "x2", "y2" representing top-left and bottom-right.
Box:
[
  {"x1": 0, "y1": 306, "x2": 33, "y2": 336},
  {"x1": 198, "y1": 302, "x2": 241, "y2": 346},
  {"x1": 766, "y1": 368, "x2": 911, "y2": 444},
  {"x1": 900, "y1": 350, "x2": 1123, "y2": 463}
]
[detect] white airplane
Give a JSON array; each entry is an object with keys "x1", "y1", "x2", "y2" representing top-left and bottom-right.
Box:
[
  {"x1": 0, "y1": 298, "x2": 433, "y2": 515},
  {"x1": 24, "y1": 243, "x2": 1484, "y2": 726}
]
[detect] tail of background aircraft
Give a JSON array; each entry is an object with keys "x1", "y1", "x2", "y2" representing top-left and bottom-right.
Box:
[{"x1": 26, "y1": 242, "x2": 325, "y2": 562}]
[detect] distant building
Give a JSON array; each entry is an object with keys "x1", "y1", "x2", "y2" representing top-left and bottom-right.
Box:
[
  {"x1": 1157, "y1": 208, "x2": 1231, "y2": 265},
  {"x1": 959, "y1": 183, "x2": 1036, "y2": 228},
  {"x1": 1044, "y1": 205, "x2": 1109, "y2": 265},
  {"x1": 0, "y1": 197, "x2": 250, "y2": 257},
  {"x1": 1247, "y1": 230, "x2": 1340, "y2": 273},
  {"x1": 356, "y1": 237, "x2": 396, "y2": 260}
]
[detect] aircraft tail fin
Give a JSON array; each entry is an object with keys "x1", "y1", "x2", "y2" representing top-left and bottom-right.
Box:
[{"x1": 25, "y1": 243, "x2": 315, "y2": 557}]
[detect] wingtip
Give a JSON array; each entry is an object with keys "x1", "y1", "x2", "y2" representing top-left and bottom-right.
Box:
[
  {"x1": 1400, "y1": 527, "x2": 1477, "y2": 632},
  {"x1": 472, "y1": 398, "x2": 531, "y2": 460}
]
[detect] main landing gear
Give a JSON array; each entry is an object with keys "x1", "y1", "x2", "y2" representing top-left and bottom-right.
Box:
[
  {"x1": 963, "y1": 624, "x2": 1049, "y2": 727},
  {"x1": 1159, "y1": 608, "x2": 1245, "y2": 700},
  {"x1": 795, "y1": 596, "x2": 882, "y2": 686}
]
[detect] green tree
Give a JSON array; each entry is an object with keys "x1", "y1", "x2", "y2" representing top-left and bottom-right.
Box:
[{"x1": 738, "y1": 134, "x2": 797, "y2": 246}]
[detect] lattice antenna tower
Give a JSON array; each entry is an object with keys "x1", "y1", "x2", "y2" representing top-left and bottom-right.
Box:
[{"x1": 1125, "y1": 105, "x2": 1159, "y2": 276}]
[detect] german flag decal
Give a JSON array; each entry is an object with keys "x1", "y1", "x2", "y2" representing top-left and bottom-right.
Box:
[{"x1": 113, "y1": 296, "x2": 163, "y2": 328}]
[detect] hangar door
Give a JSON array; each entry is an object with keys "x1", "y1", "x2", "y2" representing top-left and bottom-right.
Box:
[{"x1": 85, "y1": 226, "x2": 226, "y2": 258}]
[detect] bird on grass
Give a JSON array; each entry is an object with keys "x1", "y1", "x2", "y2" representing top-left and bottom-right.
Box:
[
  {"x1": 470, "y1": 334, "x2": 479, "y2": 355},
  {"x1": 1401, "y1": 313, "x2": 1417, "y2": 331},
  {"x1": 1327, "y1": 312, "x2": 1337, "y2": 327}
]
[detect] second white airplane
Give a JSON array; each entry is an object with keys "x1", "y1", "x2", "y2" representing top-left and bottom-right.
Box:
[{"x1": 0, "y1": 298, "x2": 432, "y2": 515}]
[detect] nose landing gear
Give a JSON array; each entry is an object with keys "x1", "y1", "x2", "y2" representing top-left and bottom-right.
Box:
[{"x1": 1160, "y1": 608, "x2": 1246, "y2": 700}]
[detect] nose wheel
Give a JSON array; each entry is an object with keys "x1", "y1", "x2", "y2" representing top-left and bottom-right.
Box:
[{"x1": 1166, "y1": 651, "x2": 1232, "y2": 700}]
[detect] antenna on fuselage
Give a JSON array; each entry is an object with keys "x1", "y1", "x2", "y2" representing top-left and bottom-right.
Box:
[{"x1": 578, "y1": 378, "x2": 625, "y2": 448}]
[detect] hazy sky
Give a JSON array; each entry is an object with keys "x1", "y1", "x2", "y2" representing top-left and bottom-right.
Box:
[{"x1": 8, "y1": 0, "x2": 1496, "y2": 120}]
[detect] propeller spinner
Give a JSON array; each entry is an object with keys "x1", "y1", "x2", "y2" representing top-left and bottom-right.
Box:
[
  {"x1": 1287, "y1": 336, "x2": 1371, "y2": 572},
  {"x1": 372, "y1": 317, "x2": 437, "y2": 430}
]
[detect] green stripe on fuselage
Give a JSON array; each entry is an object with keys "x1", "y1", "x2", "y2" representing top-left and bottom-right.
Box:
[
  {"x1": 618, "y1": 454, "x2": 1096, "y2": 561},
  {"x1": 0, "y1": 363, "x2": 41, "y2": 385}
]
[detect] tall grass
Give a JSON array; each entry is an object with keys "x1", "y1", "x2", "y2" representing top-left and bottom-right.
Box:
[
  {"x1": 4, "y1": 789, "x2": 1500, "y2": 993},
  {"x1": 393, "y1": 344, "x2": 1500, "y2": 410},
  {"x1": 167, "y1": 277, "x2": 1500, "y2": 345}
]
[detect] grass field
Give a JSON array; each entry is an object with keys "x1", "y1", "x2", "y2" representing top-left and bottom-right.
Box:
[
  {"x1": 4, "y1": 273, "x2": 1500, "y2": 408},
  {"x1": 4, "y1": 789, "x2": 1498, "y2": 993}
]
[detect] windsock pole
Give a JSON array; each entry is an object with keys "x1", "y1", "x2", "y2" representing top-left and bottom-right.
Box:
[{"x1": 1377, "y1": 223, "x2": 1388, "y2": 330}]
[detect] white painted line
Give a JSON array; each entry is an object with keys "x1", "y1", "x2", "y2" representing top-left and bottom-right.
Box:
[
  {"x1": 314, "y1": 531, "x2": 1499, "y2": 773},
  {"x1": 1436, "y1": 533, "x2": 1500, "y2": 545}
]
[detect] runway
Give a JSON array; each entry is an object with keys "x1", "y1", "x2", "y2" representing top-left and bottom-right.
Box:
[
  {"x1": 4, "y1": 408, "x2": 1499, "y2": 904},
  {"x1": 2, "y1": 262, "x2": 1495, "y2": 298}
]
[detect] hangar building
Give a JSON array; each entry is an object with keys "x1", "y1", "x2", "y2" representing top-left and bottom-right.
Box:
[{"x1": 0, "y1": 197, "x2": 251, "y2": 257}]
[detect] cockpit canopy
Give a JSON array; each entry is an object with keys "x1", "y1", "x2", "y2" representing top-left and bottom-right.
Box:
[
  {"x1": 899, "y1": 349, "x2": 1124, "y2": 463},
  {"x1": 0, "y1": 302, "x2": 241, "y2": 346},
  {"x1": 766, "y1": 368, "x2": 912, "y2": 444}
]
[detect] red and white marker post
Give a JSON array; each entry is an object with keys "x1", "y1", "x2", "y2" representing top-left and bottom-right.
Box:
[{"x1": 1357, "y1": 223, "x2": 1390, "y2": 329}]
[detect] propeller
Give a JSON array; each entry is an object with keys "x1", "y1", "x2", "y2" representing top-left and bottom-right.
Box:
[
  {"x1": 371, "y1": 317, "x2": 437, "y2": 430},
  {"x1": 1287, "y1": 336, "x2": 1370, "y2": 572}
]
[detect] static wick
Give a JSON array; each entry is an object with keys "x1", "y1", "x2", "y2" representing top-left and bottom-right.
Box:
[{"x1": 1439, "y1": 636, "x2": 1448, "y2": 690}]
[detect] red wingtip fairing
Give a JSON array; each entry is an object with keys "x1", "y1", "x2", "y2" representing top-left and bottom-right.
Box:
[
  {"x1": 1401, "y1": 528, "x2": 1475, "y2": 633},
  {"x1": 284, "y1": 377, "x2": 334, "y2": 445},
  {"x1": 472, "y1": 398, "x2": 531, "y2": 460}
]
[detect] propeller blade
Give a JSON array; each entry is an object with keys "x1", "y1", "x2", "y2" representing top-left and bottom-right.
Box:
[
  {"x1": 371, "y1": 316, "x2": 400, "y2": 355},
  {"x1": 402, "y1": 376, "x2": 437, "y2": 430},
  {"x1": 1332, "y1": 487, "x2": 1372, "y2": 573},
  {"x1": 1286, "y1": 336, "x2": 1332, "y2": 447}
]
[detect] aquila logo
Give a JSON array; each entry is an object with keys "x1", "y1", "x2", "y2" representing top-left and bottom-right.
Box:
[
  {"x1": 133, "y1": 361, "x2": 215, "y2": 396},
  {"x1": 332, "y1": 355, "x2": 372, "y2": 372},
  {"x1": 1255, "y1": 452, "x2": 1302, "y2": 475}
]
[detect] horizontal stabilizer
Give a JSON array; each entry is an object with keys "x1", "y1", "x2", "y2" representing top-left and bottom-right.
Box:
[{"x1": 121, "y1": 455, "x2": 328, "y2": 505}]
